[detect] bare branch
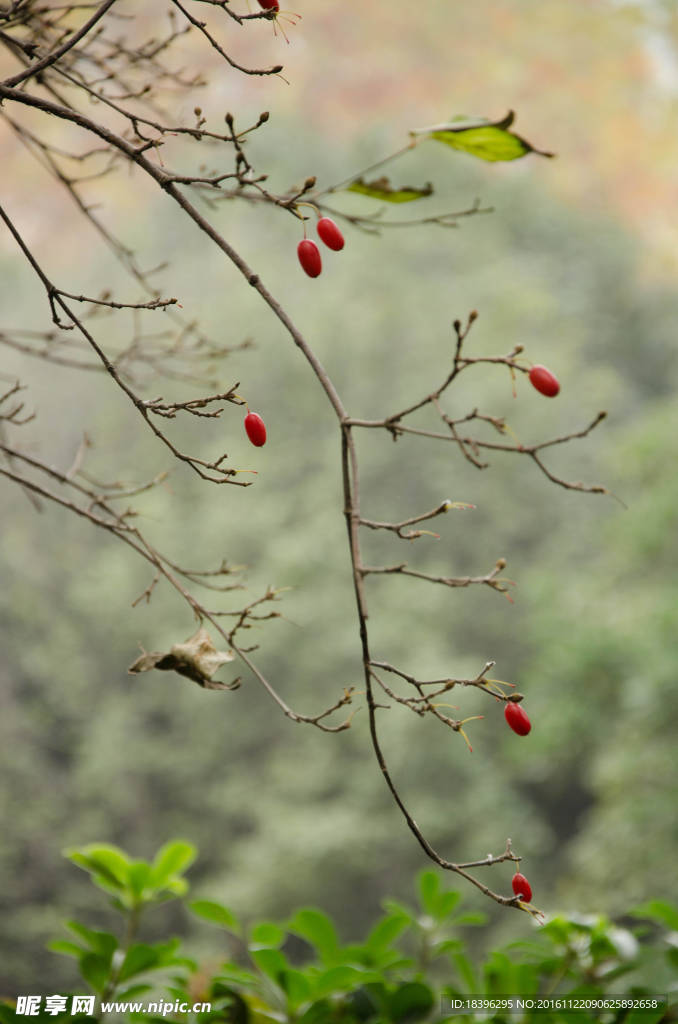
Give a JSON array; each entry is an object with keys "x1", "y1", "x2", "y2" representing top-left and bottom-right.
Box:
[
  {"x1": 0, "y1": 201, "x2": 249, "y2": 486},
  {"x1": 361, "y1": 557, "x2": 514, "y2": 598},
  {"x1": 3, "y1": 0, "x2": 119, "y2": 88},
  {"x1": 168, "y1": 0, "x2": 283, "y2": 77},
  {"x1": 359, "y1": 498, "x2": 475, "y2": 540}
]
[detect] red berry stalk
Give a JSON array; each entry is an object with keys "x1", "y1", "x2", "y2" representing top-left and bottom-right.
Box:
[
  {"x1": 529, "y1": 364, "x2": 560, "y2": 397},
  {"x1": 256, "y1": 0, "x2": 301, "y2": 43},
  {"x1": 244, "y1": 411, "x2": 267, "y2": 447},
  {"x1": 504, "y1": 701, "x2": 531, "y2": 736},
  {"x1": 512, "y1": 872, "x2": 533, "y2": 902}
]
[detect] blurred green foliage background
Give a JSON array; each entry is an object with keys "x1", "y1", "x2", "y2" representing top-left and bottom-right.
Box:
[{"x1": 1, "y1": 0, "x2": 677, "y2": 997}]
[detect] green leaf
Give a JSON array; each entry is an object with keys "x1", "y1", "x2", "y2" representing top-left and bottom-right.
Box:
[
  {"x1": 411, "y1": 111, "x2": 553, "y2": 162},
  {"x1": 387, "y1": 981, "x2": 434, "y2": 1022},
  {"x1": 450, "y1": 950, "x2": 477, "y2": 992},
  {"x1": 622, "y1": 1010, "x2": 669, "y2": 1024},
  {"x1": 65, "y1": 922, "x2": 117, "y2": 959},
  {"x1": 250, "y1": 947, "x2": 288, "y2": 983},
  {"x1": 249, "y1": 922, "x2": 285, "y2": 948},
  {"x1": 433, "y1": 939, "x2": 465, "y2": 964},
  {"x1": 542, "y1": 915, "x2": 592, "y2": 945},
  {"x1": 414, "y1": 870, "x2": 461, "y2": 920},
  {"x1": 189, "y1": 899, "x2": 240, "y2": 933},
  {"x1": 204, "y1": 988, "x2": 250, "y2": 1024},
  {"x1": 79, "y1": 952, "x2": 112, "y2": 994},
  {"x1": 352, "y1": 982, "x2": 389, "y2": 1018},
  {"x1": 150, "y1": 840, "x2": 196, "y2": 886},
  {"x1": 118, "y1": 943, "x2": 164, "y2": 983},
  {"x1": 212, "y1": 966, "x2": 259, "y2": 988},
  {"x1": 313, "y1": 965, "x2": 381, "y2": 999},
  {"x1": 345, "y1": 176, "x2": 433, "y2": 203},
  {"x1": 365, "y1": 912, "x2": 410, "y2": 952},
  {"x1": 417, "y1": 871, "x2": 440, "y2": 916},
  {"x1": 382, "y1": 899, "x2": 415, "y2": 925},
  {"x1": 435, "y1": 891, "x2": 461, "y2": 921},
  {"x1": 48, "y1": 940, "x2": 86, "y2": 959},
  {"x1": 154, "y1": 880, "x2": 188, "y2": 898},
  {"x1": 631, "y1": 900, "x2": 678, "y2": 930},
  {"x1": 127, "y1": 861, "x2": 153, "y2": 901},
  {"x1": 294, "y1": 999, "x2": 336, "y2": 1024},
  {"x1": 451, "y1": 912, "x2": 488, "y2": 926},
  {"x1": 666, "y1": 947, "x2": 678, "y2": 970},
  {"x1": 66, "y1": 846, "x2": 130, "y2": 892},
  {"x1": 278, "y1": 968, "x2": 312, "y2": 1008},
  {"x1": 287, "y1": 908, "x2": 339, "y2": 964}
]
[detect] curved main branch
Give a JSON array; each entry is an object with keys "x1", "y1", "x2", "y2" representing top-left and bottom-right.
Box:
[
  {"x1": 339, "y1": 423, "x2": 524, "y2": 909},
  {"x1": 0, "y1": 24, "x2": 590, "y2": 917}
]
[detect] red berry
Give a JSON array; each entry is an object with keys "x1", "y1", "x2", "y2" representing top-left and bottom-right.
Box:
[
  {"x1": 511, "y1": 872, "x2": 533, "y2": 902},
  {"x1": 529, "y1": 364, "x2": 560, "y2": 397},
  {"x1": 244, "y1": 411, "x2": 267, "y2": 447},
  {"x1": 317, "y1": 217, "x2": 345, "y2": 251},
  {"x1": 257, "y1": 0, "x2": 279, "y2": 10},
  {"x1": 297, "y1": 239, "x2": 322, "y2": 278},
  {"x1": 504, "y1": 702, "x2": 531, "y2": 736}
]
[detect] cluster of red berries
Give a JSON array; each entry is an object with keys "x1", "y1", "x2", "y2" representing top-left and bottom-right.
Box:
[{"x1": 298, "y1": 217, "x2": 345, "y2": 278}]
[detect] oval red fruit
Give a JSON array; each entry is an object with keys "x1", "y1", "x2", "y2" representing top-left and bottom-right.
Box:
[
  {"x1": 244, "y1": 411, "x2": 267, "y2": 447},
  {"x1": 529, "y1": 364, "x2": 560, "y2": 397},
  {"x1": 257, "y1": 0, "x2": 279, "y2": 10},
  {"x1": 317, "y1": 217, "x2": 345, "y2": 251},
  {"x1": 504, "y1": 702, "x2": 531, "y2": 736},
  {"x1": 512, "y1": 872, "x2": 533, "y2": 902},
  {"x1": 297, "y1": 239, "x2": 322, "y2": 278}
]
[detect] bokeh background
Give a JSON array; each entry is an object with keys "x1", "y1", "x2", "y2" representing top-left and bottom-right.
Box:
[{"x1": 1, "y1": 0, "x2": 677, "y2": 995}]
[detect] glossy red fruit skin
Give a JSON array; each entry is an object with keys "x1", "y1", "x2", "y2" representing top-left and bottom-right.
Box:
[
  {"x1": 244, "y1": 412, "x2": 267, "y2": 447},
  {"x1": 317, "y1": 217, "x2": 345, "y2": 251},
  {"x1": 257, "y1": 0, "x2": 279, "y2": 10},
  {"x1": 529, "y1": 364, "x2": 560, "y2": 397},
  {"x1": 512, "y1": 873, "x2": 533, "y2": 902},
  {"x1": 504, "y1": 702, "x2": 531, "y2": 736},
  {"x1": 297, "y1": 239, "x2": 322, "y2": 278}
]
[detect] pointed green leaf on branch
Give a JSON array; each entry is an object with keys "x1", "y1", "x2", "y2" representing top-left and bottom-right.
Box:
[
  {"x1": 631, "y1": 900, "x2": 678, "y2": 930},
  {"x1": 66, "y1": 845, "x2": 131, "y2": 894},
  {"x1": 189, "y1": 899, "x2": 241, "y2": 933},
  {"x1": 287, "y1": 908, "x2": 339, "y2": 964},
  {"x1": 250, "y1": 922, "x2": 285, "y2": 949},
  {"x1": 411, "y1": 111, "x2": 553, "y2": 162},
  {"x1": 345, "y1": 176, "x2": 434, "y2": 203},
  {"x1": 150, "y1": 840, "x2": 196, "y2": 888}
]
